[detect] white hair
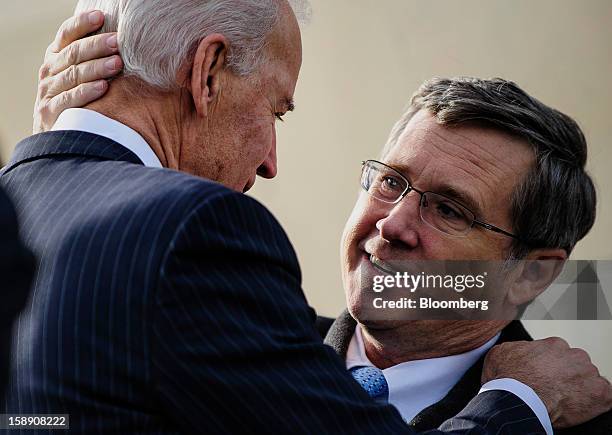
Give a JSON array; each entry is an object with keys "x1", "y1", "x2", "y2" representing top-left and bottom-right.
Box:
[{"x1": 75, "y1": 0, "x2": 311, "y2": 89}]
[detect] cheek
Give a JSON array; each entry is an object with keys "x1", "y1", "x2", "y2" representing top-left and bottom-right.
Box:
[
  {"x1": 260, "y1": 123, "x2": 275, "y2": 156},
  {"x1": 242, "y1": 120, "x2": 275, "y2": 162},
  {"x1": 342, "y1": 195, "x2": 383, "y2": 265},
  {"x1": 420, "y1": 232, "x2": 499, "y2": 260}
]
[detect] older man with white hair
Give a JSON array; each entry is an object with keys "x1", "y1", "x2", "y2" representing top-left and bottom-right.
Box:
[{"x1": 3, "y1": 1, "x2": 612, "y2": 434}]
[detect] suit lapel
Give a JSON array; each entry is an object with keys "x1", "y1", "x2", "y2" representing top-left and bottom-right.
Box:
[
  {"x1": 323, "y1": 309, "x2": 356, "y2": 360},
  {"x1": 409, "y1": 321, "x2": 532, "y2": 430},
  {"x1": 322, "y1": 312, "x2": 533, "y2": 430}
]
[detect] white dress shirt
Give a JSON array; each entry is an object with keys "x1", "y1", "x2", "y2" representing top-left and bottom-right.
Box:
[
  {"x1": 346, "y1": 325, "x2": 553, "y2": 434},
  {"x1": 51, "y1": 108, "x2": 162, "y2": 168}
]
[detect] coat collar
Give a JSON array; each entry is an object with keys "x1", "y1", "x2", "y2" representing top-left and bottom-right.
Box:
[
  {"x1": 323, "y1": 309, "x2": 357, "y2": 358},
  {"x1": 323, "y1": 309, "x2": 532, "y2": 429},
  {"x1": 2, "y1": 131, "x2": 143, "y2": 176}
]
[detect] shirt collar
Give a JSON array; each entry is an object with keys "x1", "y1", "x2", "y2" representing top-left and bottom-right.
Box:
[
  {"x1": 51, "y1": 108, "x2": 162, "y2": 168},
  {"x1": 346, "y1": 325, "x2": 500, "y2": 422}
]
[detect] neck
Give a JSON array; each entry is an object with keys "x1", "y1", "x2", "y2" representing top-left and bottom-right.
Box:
[
  {"x1": 84, "y1": 78, "x2": 185, "y2": 170},
  {"x1": 360, "y1": 320, "x2": 506, "y2": 369}
]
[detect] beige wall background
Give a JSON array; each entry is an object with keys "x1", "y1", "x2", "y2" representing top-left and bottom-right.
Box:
[{"x1": 1, "y1": 1, "x2": 610, "y2": 376}]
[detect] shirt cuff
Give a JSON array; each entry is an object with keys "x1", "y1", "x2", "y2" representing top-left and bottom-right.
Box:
[{"x1": 479, "y1": 378, "x2": 553, "y2": 435}]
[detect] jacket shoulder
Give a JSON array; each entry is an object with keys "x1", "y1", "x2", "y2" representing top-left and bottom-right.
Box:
[{"x1": 92, "y1": 164, "x2": 236, "y2": 224}]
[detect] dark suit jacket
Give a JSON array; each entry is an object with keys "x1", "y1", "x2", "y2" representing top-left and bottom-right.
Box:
[
  {"x1": 319, "y1": 310, "x2": 612, "y2": 434},
  {"x1": 1, "y1": 130, "x2": 546, "y2": 434},
  {"x1": 0, "y1": 186, "x2": 35, "y2": 396}
]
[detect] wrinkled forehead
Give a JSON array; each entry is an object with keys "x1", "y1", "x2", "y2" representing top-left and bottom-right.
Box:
[
  {"x1": 258, "y1": 3, "x2": 302, "y2": 90},
  {"x1": 267, "y1": 0, "x2": 303, "y2": 62},
  {"x1": 387, "y1": 110, "x2": 533, "y2": 176},
  {"x1": 383, "y1": 110, "x2": 535, "y2": 215}
]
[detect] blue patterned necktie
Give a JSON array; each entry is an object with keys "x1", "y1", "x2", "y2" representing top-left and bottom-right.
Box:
[{"x1": 350, "y1": 366, "x2": 389, "y2": 403}]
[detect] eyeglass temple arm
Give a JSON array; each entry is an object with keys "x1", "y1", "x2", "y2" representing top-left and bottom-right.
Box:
[{"x1": 473, "y1": 220, "x2": 521, "y2": 240}]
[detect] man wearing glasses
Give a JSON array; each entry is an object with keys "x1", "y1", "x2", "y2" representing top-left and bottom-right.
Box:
[{"x1": 318, "y1": 76, "x2": 611, "y2": 433}]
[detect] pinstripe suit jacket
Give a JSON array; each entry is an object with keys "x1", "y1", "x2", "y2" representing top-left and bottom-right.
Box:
[
  {"x1": 1, "y1": 131, "x2": 545, "y2": 434},
  {"x1": 0, "y1": 185, "x2": 35, "y2": 396}
]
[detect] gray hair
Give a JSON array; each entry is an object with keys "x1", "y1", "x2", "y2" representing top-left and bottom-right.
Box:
[
  {"x1": 75, "y1": 0, "x2": 311, "y2": 89},
  {"x1": 383, "y1": 77, "x2": 596, "y2": 259}
]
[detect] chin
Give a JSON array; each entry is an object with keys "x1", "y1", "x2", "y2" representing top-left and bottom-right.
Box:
[
  {"x1": 358, "y1": 318, "x2": 409, "y2": 331},
  {"x1": 346, "y1": 287, "x2": 398, "y2": 330}
]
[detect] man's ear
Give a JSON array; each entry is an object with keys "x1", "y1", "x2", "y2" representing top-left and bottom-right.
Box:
[
  {"x1": 189, "y1": 34, "x2": 229, "y2": 118},
  {"x1": 506, "y1": 248, "x2": 568, "y2": 306}
]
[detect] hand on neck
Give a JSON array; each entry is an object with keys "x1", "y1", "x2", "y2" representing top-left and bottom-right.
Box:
[{"x1": 360, "y1": 320, "x2": 507, "y2": 369}]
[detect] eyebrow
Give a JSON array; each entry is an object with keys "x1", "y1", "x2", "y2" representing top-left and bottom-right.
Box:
[
  {"x1": 389, "y1": 163, "x2": 484, "y2": 217},
  {"x1": 434, "y1": 185, "x2": 484, "y2": 218}
]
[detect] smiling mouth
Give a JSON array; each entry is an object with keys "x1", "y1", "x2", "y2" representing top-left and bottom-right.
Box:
[{"x1": 369, "y1": 254, "x2": 398, "y2": 275}]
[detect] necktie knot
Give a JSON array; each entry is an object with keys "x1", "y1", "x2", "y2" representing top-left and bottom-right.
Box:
[{"x1": 350, "y1": 366, "x2": 389, "y2": 403}]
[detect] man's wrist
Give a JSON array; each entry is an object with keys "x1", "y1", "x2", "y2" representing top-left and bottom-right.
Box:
[{"x1": 479, "y1": 378, "x2": 553, "y2": 435}]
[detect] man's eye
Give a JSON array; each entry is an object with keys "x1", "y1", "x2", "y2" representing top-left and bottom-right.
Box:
[
  {"x1": 436, "y1": 202, "x2": 462, "y2": 220},
  {"x1": 382, "y1": 176, "x2": 401, "y2": 189},
  {"x1": 274, "y1": 113, "x2": 285, "y2": 122}
]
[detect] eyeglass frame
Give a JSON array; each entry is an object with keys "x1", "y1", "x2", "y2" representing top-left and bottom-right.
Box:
[{"x1": 361, "y1": 160, "x2": 522, "y2": 241}]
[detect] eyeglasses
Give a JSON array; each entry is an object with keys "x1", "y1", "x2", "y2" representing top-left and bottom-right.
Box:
[{"x1": 360, "y1": 160, "x2": 521, "y2": 240}]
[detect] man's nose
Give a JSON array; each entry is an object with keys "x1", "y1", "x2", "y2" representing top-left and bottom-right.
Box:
[
  {"x1": 257, "y1": 142, "x2": 277, "y2": 179},
  {"x1": 376, "y1": 191, "x2": 421, "y2": 249}
]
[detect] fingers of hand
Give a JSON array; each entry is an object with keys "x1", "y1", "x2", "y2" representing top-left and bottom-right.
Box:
[
  {"x1": 50, "y1": 33, "x2": 119, "y2": 76},
  {"x1": 606, "y1": 378, "x2": 612, "y2": 409},
  {"x1": 592, "y1": 376, "x2": 612, "y2": 410},
  {"x1": 49, "y1": 10, "x2": 105, "y2": 53},
  {"x1": 48, "y1": 81, "x2": 109, "y2": 115},
  {"x1": 542, "y1": 336, "x2": 569, "y2": 350},
  {"x1": 566, "y1": 347, "x2": 595, "y2": 374},
  {"x1": 46, "y1": 56, "x2": 122, "y2": 96}
]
